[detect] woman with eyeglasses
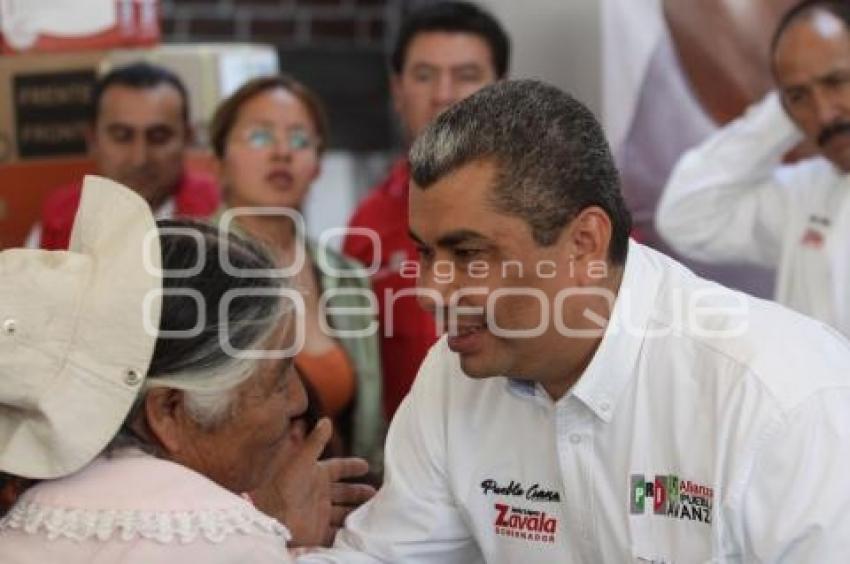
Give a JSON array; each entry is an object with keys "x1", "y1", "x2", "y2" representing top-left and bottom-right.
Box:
[{"x1": 208, "y1": 76, "x2": 384, "y2": 472}]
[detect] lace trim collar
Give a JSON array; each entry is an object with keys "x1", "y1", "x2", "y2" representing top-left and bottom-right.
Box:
[{"x1": 0, "y1": 498, "x2": 291, "y2": 545}]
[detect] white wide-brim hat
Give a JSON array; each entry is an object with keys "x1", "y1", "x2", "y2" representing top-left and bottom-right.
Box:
[{"x1": 0, "y1": 176, "x2": 162, "y2": 479}]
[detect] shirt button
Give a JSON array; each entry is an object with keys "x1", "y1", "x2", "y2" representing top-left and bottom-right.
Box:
[
  {"x1": 569, "y1": 434, "x2": 582, "y2": 445},
  {"x1": 599, "y1": 401, "x2": 611, "y2": 413}
]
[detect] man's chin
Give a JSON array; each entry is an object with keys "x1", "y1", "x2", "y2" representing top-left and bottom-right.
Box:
[
  {"x1": 832, "y1": 155, "x2": 850, "y2": 175},
  {"x1": 822, "y1": 139, "x2": 850, "y2": 174},
  {"x1": 458, "y1": 354, "x2": 503, "y2": 380},
  {"x1": 116, "y1": 175, "x2": 167, "y2": 201}
]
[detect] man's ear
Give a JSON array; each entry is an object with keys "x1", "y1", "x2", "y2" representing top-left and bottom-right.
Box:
[
  {"x1": 143, "y1": 388, "x2": 188, "y2": 456},
  {"x1": 564, "y1": 206, "x2": 613, "y2": 285},
  {"x1": 183, "y1": 120, "x2": 196, "y2": 149},
  {"x1": 390, "y1": 73, "x2": 404, "y2": 116},
  {"x1": 85, "y1": 124, "x2": 97, "y2": 155},
  {"x1": 211, "y1": 155, "x2": 224, "y2": 183}
]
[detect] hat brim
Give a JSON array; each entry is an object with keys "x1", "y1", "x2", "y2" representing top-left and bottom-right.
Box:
[{"x1": 0, "y1": 176, "x2": 162, "y2": 479}]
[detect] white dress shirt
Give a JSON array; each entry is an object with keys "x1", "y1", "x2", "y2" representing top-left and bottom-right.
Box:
[
  {"x1": 656, "y1": 92, "x2": 850, "y2": 336},
  {"x1": 299, "y1": 241, "x2": 850, "y2": 563}
]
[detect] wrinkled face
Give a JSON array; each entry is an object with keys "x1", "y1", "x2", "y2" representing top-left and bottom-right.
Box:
[
  {"x1": 221, "y1": 87, "x2": 320, "y2": 210},
  {"x1": 392, "y1": 32, "x2": 498, "y2": 142},
  {"x1": 183, "y1": 323, "x2": 308, "y2": 493},
  {"x1": 91, "y1": 84, "x2": 189, "y2": 205},
  {"x1": 774, "y1": 10, "x2": 850, "y2": 172},
  {"x1": 409, "y1": 159, "x2": 596, "y2": 382}
]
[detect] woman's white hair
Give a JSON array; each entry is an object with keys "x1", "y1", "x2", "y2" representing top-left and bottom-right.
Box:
[
  {"x1": 107, "y1": 220, "x2": 294, "y2": 453},
  {"x1": 145, "y1": 306, "x2": 288, "y2": 429}
]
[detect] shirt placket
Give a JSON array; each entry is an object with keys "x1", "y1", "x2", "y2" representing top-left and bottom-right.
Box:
[{"x1": 555, "y1": 398, "x2": 599, "y2": 562}]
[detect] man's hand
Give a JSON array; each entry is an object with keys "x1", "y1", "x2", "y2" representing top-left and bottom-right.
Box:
[
  {"x1": 250, "y1": 418, "x2": 376, "y2": 547},
  {"x1": 323, "y1": 456, "x2": 376, "y2": 538}
]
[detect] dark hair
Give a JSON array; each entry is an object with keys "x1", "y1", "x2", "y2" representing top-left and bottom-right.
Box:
[
  {"x1": 91, "y1": 61, "x2": 191, "y2": 125},
  {"x1": 148, "y1": 219, "x2": 283, "y2": 380},
  {"x1": 410, "y1": 80, "x2": 632, "y2": 264},
  {"x1": 391, "y1": 1, "x2": 510, "y2": 79},
  {"x1": 209, "y1": 74, "x2": 330, "y2": 159},
  {"x1": 771, "y1": 0, "x2": 850, "y2": 56}
]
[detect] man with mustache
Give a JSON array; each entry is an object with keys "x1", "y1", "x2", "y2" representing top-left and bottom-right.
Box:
[
  {"x1": 27, "y1": 62, "x2": 218, "y2": 250},
  {"x1": 657, "y1": 0, "x2": 850, "y2": 337}
]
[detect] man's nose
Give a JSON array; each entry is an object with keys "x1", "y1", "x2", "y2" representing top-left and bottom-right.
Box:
[
  {"x1": 812, "y1": 87, "x2": 842, "y2": 128},
  {"x1": 416, "y1": 260, "x2": 454, "y2": 315},
  {"x1": 432, "y1": 74, "x2": 459, "y2": 108},
  {"x1": 128, "y1": 138, "x2": 150, "y2": 166}
]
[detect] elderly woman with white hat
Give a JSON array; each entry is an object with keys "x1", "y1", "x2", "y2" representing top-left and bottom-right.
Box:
[{"x1": 0, "y1": 177, "x2": 372, "y2": 562}]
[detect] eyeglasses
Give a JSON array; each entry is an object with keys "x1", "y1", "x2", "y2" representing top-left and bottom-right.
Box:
[{"x1": 235, "y1": 125, "x2": 317, "y2": 151}]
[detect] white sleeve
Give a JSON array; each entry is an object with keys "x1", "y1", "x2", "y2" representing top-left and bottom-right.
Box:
[
  {"x1": 733, "y1": 389, "x2": 850, "y2": 563},
  {"x1": 24, "y1": 222, "x2": 42, "y2": 249},
  {"x1": 656, "y1": 92, "x2": 803, "y2": 267},
  {"x1": 297, "y1": 341, "x2": 481, "y2": 564}
]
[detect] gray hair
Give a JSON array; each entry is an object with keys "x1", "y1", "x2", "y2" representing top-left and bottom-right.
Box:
[
  {"x1": 108, "y1": 221, "x2": 289, "y2": 453},
  {"x1": 409, "y1": 79, "x2": 631, "y2": 264}
]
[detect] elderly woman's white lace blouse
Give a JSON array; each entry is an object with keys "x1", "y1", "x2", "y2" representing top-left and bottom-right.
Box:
[{"x1": 0, "y1": 450, "x2": 293, "y2": 563}]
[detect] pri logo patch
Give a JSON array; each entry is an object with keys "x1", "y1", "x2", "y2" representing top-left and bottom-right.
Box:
[
  {"x1": 801, "y1": 215, "x2": 831, "y2": 249},
  {"x1": 630, "y1": 474, "x2": 713, "y2": 524},
  {"x1": 493, "y1": 503, "x2": 558, "y2": 544}
]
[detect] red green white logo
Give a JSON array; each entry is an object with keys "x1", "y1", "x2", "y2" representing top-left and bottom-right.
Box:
[{"x1": 630, "y1": 474, "x2": 713, "y2": 524}]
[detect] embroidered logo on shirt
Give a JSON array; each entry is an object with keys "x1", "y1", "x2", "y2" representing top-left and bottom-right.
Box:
[
  {"x1": 801, "y1": 228, "x2": 825, "y2": 249},
  {"x1": 630, "y1": 474, "x2": 713, "y2": 524},
  {"x1": 801, "y1": 215, "x2": 831, "y2": 249},
  {"x1": 493, "y1": 503, "x2": 558, "y2": 544},
  {"x1": 481, "y1": 479, "x2": 561, "y2": 503}
]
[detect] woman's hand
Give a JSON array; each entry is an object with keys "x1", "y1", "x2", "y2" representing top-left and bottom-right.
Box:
[{"x1": 251, "y1": 418, "x2": 376, "y2": 547}]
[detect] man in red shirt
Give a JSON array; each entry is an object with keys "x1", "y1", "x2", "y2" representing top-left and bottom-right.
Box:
[
  {"x1": 343, "y1": 2, "x2": 510, "y2": 419},
  {"x1": 29, "y1": 62, "x2": 218, "y2": 250}
]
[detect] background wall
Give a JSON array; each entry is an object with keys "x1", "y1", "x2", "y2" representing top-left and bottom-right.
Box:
[
  {"x1": 159, "y1": 0, "x2": 605, "y2": 148},
  {"x1": 481, "y1": 0, "x2": 601, "y2": 116},
  {"x1": 160, "y1": 0, "x2": 401, "y2": 152}
]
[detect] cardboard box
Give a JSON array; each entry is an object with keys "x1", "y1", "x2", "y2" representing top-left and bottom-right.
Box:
[
  {"x1": 0, "y1": 0, "x2": 159, "y2": 54},
  {"x1": 0, "y1": 51, "x2": 107, "y2": 163}
]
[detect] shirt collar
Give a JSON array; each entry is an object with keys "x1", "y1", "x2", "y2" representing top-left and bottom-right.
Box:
[
  {"x1": 153, "y1": 196, "x2": 176, "y2": 220},
  {"x1": 568, "y1": 240, "x2": 661, "y2": 422},
  {"x1": 502, "y1": 242, "x2": 661, "y2": 418},
  {"x1": 386, "y1": 158, "x2": 411, "y2": 199},
  {"x1": 508, "y1": 378, "x2": 536, "y2": 397}
]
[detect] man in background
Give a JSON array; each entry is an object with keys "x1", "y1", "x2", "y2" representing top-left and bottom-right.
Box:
[
  {"x1": 342, "y1": 1, "x2": 510, "y2": 420},
  {"x1": 27, "y1": 61, "x2": 218, "y2": 249},
  {"x1": 657, "y1": 0, "x2": 850, "y2": 336}
]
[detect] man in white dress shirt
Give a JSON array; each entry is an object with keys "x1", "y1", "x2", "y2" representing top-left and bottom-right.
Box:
[
  {"x1": 657, "y1": 0, "x2": 850, "y2": 337},
  {"x1": 298, "y1": 80, "x2": 850, "y2": 563}
]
